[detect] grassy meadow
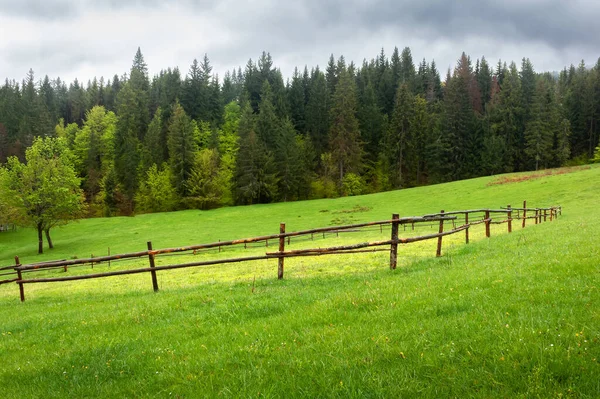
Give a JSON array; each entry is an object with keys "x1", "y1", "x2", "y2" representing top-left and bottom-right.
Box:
[{"x1": 0, "y1": 165, "x2": 599, "y2": 398}]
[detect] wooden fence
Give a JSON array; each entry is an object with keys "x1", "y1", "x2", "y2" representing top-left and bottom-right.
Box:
[{"x1": 0, "y1": 201, "x2": 562, "y2": 302}]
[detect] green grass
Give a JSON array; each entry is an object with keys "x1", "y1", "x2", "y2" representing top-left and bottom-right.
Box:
[{"x1": 0, "y1": 166, "x2": 599, "y2": 398}]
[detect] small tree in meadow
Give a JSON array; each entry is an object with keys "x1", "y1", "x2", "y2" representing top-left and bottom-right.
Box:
[
  {"x1": 135, "y1": 164, "x2": 178, "y2": 213},
  {"x1": 0, "y1": 137, "x2": 86, "y2": 254}
]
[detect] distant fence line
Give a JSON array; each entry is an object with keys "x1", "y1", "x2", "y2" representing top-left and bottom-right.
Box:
[{"x1": 0, "y1": 201, "x2": 562, "y2": 302}]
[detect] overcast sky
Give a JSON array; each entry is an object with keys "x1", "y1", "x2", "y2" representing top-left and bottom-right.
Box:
[{"x1": 1, "y1": 0, "x2": 598, "y2": 84}]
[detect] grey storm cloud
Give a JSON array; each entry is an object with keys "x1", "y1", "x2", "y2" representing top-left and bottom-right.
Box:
[
  {"x1": 0, "y1": 0, "x2": 599, "y2": 82},
  {"x1": 355, "y1": 0, "x2": 598, "y2": 50},
  {"x1": 0, "y1": 0, "x2": 79, "y2": 19},
  {"x1": 0, "y1": 0, "x2": 218, "y2": 19}
]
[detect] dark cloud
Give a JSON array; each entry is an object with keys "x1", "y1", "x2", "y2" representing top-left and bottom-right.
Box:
[
  {"x1": 0, "y1": 0, "x2": 598, "y2": 83},
  {"x1": 357, "y1": 0, "x2": 598, "y2": 50},
  {"x1": 0, "y1": 0, "x2": 80, "y2": 19}
]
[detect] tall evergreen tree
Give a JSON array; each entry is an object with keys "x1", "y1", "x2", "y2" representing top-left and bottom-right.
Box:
[
  {"x1": 275, "y1": 118, "x2": 304, "y2": 201},
  {"x1": 167, "y1": 101, "x2": 197, "y2": 197},
  {"x1": 182, "y1": 59, "x2": 205, "y2": 121},
  {"x1": 73, "y1": 106, "x2": 116, "y2": 208},
  {"x1": 399, "y1": 47, "x2": 416, "y2": 92},
  {"x1": 288, "y1": 67, "x2": 306, "y2": 132},
  {"x1": 141, "y1": 108, "x2": 165, "y2": 169},
  {"x1": 234, "y1": 103, "x2": 278, "y2": 204},
  {"x1": 113, "y1": 82, "x2": 142, "y2": 212},
  {"x1": 477, "y1": 57, "x2": 493, "y2": 112},
  {"x1": 256, "y1": 81, "x2": 280, "y2": 150},
  {"x1": 358, "y1": 78, "x2": 386, "y2": 163},
  {"x1": 328, "y1": 69, "x2": 362, "y2": 186},
  {"x1": 387, "y1": 84, "x2": 414, "y2": 187},
  {"x1": 490, "y1": 62, "x2": 524, "y2": 171},
  {"x1": 524, "y1": 79, "x2": 554, "y2": 170},
  {"x1": 305, "y1": 68, "x2": 329, "y2": 158}
]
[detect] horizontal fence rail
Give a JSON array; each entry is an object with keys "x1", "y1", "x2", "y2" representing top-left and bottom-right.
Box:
[{"x1": 0, "y1": 201, "x2": 562, "y2": 301}]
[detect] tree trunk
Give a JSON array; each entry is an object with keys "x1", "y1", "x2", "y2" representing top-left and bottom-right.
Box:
[
  {"x1": 37, "y1": 223, "x2": 44, "y2": 254},
  {"x1": 398, "y1": 146, "x2": 403, "y2": 186},
  {"x1": 45, "y1": 228, "x2": 54, "y2": 249}
]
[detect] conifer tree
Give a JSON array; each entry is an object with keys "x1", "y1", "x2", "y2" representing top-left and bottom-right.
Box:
[
  {"x1": 358, "y1": 79, "x2": 386, "y2": 163},
  {"x1": 256, "y1": 81, "x2": 280, "y2": 150},
  {"x1": 305, "y1": 68, "x2": 329, "y2": 157},
  {"x1": 328, "y1": 69, "x2": 362, "y2": 186},
  {"x1": 288, "y1": 67, "x2": 306, "y2": 132},
  {"x1": 387, "y1": 84, "x2": 414, "y2": 187},
  {"x1": 275, "y1": 118, "x2": 304, "y2": 201},
  {"x1": 142, "y1": 108, "x2": 165, "y2": 169},
  {"x1": 490, "y1": 62, "x2": 524, "y2": 172},
  {"x1": 114, "y1": 82, "x2": 142, "y2": 212},
  {"x1": 182, "y1": 59, "x2": 204, "y2": 121},
  {"x1": 167, "y1": 101, "x2": 197, "y2": 196},
  {"x1": 73, "y1": 106, "x2": 116, "y2": 209},
  {"x1": 524, "y1": 79, "x2": 554, "y2": 170},
  {"x1": 234, "y1": 103, "x2": 278, "y2": 204}
]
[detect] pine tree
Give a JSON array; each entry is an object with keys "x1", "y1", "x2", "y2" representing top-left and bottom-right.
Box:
[
  {"x1": 73, "y1": 106, "x2": 116, "y2": 208},
  {"x1": 328, "y1": 69, "x2": 362, "y2": 186},
  {"x1": 478, "y1": 57, "x2": 492, "y2": 112},
  {"x1": 524, "y1": 79, "x2": 554, "y2": 170},
  {"x1": 325, "y1": 54, "x2": 338, "y2": 98},
  {"x1": 113, "y1": 82, "x2": 143, "y2": 212},
  {"x1": 182, "y1": 59, "x2": 204, "y2": 121},
  {"x1": 442, "y1": 55, "x2": 480, "y2": 179},
  {"x1": 387, "y1": 84, "x2": 414, "y2": 187},
  {"x1": 305, "y1": 68, "x2": 329, "y2": 158},
  {"x1": 256, "y1": 81, "x2": 280, "y2": 150},
  {"x1": 275, "y1": 119, "x2": 304, "y2": 201},
  {"x1": 208, "y1": 76, "x2": 224, "y2": 126},
  {"x1": 130, "y1": 47, "x2": 150, "y2": 92},
  {"x1": 167, "y1": 101, "x2": 198, "y2": 197},
  {"x1": 270, "y1": 69, "x2": 289, "y2": 119},
  {"x1": 358, "y1": 79, "x2": 386, "y2": 163},
  {"x1": 399, "y1": 47, "x2": 416, "y2": 92},
  {"x1": 411, "y1": 96, "x2": 430, "y2": 185},
  {"x1": 141, "y1": 108, "x2": 165, "y2": 169},
  {"x1": 520, "y1": 58, "x2": 536, "y2": 122},
  {"x1": 490, "y1": 62, "x2": 524, "y2": 172},
  {"x1": 234, "y1": 103, "x2": 278, "y2": 204},
  {"x1": 288, "y1": 67, "x2": 306, "y2": 132}
]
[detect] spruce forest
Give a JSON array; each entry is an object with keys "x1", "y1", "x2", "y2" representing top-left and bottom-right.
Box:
[{"x1": 1, "y1": 47, "x2": 599, "y2": 217}]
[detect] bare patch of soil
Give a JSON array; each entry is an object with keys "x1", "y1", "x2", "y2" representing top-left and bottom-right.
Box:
[{"x1": 487, "y1": 166, "x2": 591, "y2": 186}]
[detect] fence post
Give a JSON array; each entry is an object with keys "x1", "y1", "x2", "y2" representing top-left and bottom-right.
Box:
[
  {"x1": 543, "y1": 209, "x2": 547, "y2": 222},
  {"x1": 485, "y1": 210, "x2": 491, "y2": 238},
  {"x1": 147, "y1": 242, "x2": 159, "y2": 292},
  {"x1": 389, "y1": 214, "x2": 399, "y2": 270},
  {"x1": 534, "y1": 209, "x2": 538, "y2": 225},
  {"x1": 465, "y1": 212, "x2": 470, "y2": 244},
  {"x1": 507, "y1": 205, "x2": 512, "y2": 233},
  {"x1": 278, "y1": 223, "x2": 285, "y2": 280},
  {"x1": 15, "y1": 256, "x2": 24, "y2": 302},
  {"x1": 550, "y1": 207, "x2": 554, "y2": 221},
  {"x1": 522, "y1": 200, "x2": 526, "y2": 228},
  {"x1": 436, "y1": 210, "x2": 444, "y2": 257}
]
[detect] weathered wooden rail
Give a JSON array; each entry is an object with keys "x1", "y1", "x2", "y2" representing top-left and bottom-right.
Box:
[{"x1": 0, "y1": 202, "x2": 562, "y2": 301}]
